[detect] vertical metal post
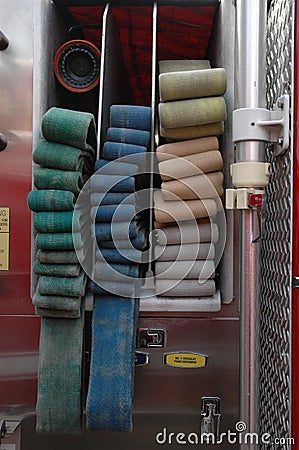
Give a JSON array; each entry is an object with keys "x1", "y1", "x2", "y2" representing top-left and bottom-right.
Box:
[{"x1": 235, "y1": 0, "x2": 267, "y2": 444}]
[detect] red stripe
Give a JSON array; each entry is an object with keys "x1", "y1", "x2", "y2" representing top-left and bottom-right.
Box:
[{"x1": 293, "y1": 2, "x2": 299, "y2": 446}]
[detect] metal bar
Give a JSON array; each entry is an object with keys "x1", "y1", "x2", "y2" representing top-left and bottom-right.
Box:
[
  {"x1": 235, "y1": 0, "x2": 266, "y2": 163},
  {"x1": 96, "y1": 3, "x2": 109, "y2": 158},
  {"x1": 148, "y1": 2, "x2": 157, "y2": 274},
  {"x1": 209, "y1": 0, "x2": 235, "y2": 305},
  {"x1": 239, "y1": 208, "x2": 260, "y2": 440},
  {"x1": 235, "y1": 0, "x2": 267, "y2": 445},
  {"x1": 96, "y1": 3, "x2": 133, "y2": 156},
  {"x1": 139, "y1": 3, "x2": 156, "y2": 296}
]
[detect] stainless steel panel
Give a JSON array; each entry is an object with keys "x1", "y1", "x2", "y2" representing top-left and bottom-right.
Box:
[
  {"x1": 0, "y1": 0, "x2": 34, "y2": 314},
  {"x1": 259, "y1": 0, "x2": 293, "y2": 445},
  {"x1": 32, "y1": 0, "x2": 71, "y2": 148},
  {"x1": 17, "y1": 317, "x2": 239, "y2": 450},
  {"x1": 135, "y1": 317, "x2": 238, "y2": 419}
]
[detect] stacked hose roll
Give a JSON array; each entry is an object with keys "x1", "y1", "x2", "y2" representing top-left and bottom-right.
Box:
[
  {"x1": 154, "y1": 60, "x2": 226, "y2": 298},
  {"x1": 86, "y1": 105, "x2": 151, "y2": 432},
  {"x1": 158, "y1": 59, "x2": 226, "y2": 140},
  {"x1": 89, "y1": 105, "x2": 151, "y2": 297},
  {"x1": 154, "y1": 219, "x2": 219, "y2": 297},
  {"x1": 27, "y1": 107, "x2": 97, "y2": 434},
  {"x1": 28, "y1": 107, "x2": 96, "y2": 317}
]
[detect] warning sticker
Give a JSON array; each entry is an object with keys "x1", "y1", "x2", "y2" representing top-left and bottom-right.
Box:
[
  {"x1": 0, "y1": 207, "x2": 9, "y2": 232},
  {"x1": 164, "y1": 352, "x2": 207, "y2": 369},
  {"x1": 0, "y1": 208, "x2": 9, "y2": 270}
]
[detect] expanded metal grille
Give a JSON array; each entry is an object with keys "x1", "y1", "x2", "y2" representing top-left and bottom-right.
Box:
[{"x1": 260, "y1": 0, "x2": 293, "y2": 446}]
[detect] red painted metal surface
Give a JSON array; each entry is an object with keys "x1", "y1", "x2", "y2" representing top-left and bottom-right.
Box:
[
  {"x1": 0, "y1": 316, "x2": 40, "y2": 413},
  {"x1": 293, "y1": 3, "x2": 299, "y2": 446},
  {"x1": 0, "y1": 159, "x2": 34, "y2": 314}
]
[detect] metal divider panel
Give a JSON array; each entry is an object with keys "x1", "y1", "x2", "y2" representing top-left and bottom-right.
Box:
[
  {"x1": 97, "y1": 3, "x2": 133, "y2": 155},
  {"x1": 210, "y1": 0, "x2": 235, "y2": 306},
  {"x1": 143, "y1": 2, "x2": 156, "y2": 280},
  {"x1": 260, "y1": 0, "x2": 293, "y2": 443}
]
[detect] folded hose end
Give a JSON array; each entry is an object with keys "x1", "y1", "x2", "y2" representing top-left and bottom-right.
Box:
[{"x1": 54, "y1": 39, "x2": 101, "y2": 93}]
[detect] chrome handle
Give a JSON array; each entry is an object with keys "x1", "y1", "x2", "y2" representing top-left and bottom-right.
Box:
[
  {"x1": 201, "y1": 397, "x2": 221, "y2": 441},
  {"x1": 136, "y1": 328, "x2": 165, "y2": 348},
  {"x1": 0, "y1": 135, "x2": 8, "y2": 151},
  {"x1": 0, "y1": 31, "x2": 9, "y2": 50}
]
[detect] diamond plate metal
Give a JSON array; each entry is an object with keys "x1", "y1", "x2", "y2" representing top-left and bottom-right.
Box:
[{"x1": 260, "y1": 0, "x2": 293, "y2": 446}]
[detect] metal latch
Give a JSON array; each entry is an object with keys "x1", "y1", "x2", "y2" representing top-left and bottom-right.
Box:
[
  {"x1": 135, "y1": 351, "x2": 150, "y2": 366},
  {"x1": 136, "y1": 328, "x2": 165, "y2": 348},
  {"x1": 233, "y1": 94, "x2": 289, "y2": 155},
  {"x1": 201, "y1": 397, "x2": 221, "y2": 441},
  {"x1": 0, "y1": 420, "x2": 6, "y2": 444},
  {"x1": 0, "y1": 420, "x2": 20, "y2": 445}
]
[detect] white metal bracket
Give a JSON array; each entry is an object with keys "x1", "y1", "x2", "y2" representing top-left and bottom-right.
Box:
[{"x1": 232, "y1": 94, "x2": 289, "y2": 155}]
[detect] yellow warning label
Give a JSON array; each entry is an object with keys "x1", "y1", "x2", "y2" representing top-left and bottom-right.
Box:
[
  {"x1": 0, "y1": 208, "x2": 9, "y2": 233},
  {"x1": 164, "y1": 352, "x2": 207, "y2": 368},
  {"x1": 0, "y1": 208, "x2": 9, "y2": 270},
  {"x1": 0, "y1": 233, "x2": 9, "y2": 270}
]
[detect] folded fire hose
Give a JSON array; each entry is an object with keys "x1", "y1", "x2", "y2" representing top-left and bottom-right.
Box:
[
  {"x1": 86, "y1": 104, "x2": 151, "y2": 431},
  {"x1": 27, "y1": 61, "x2": 227, "y2": 433},
  {"x1": 28, "y1": 107, "x2": 96, "y2": 433}
]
